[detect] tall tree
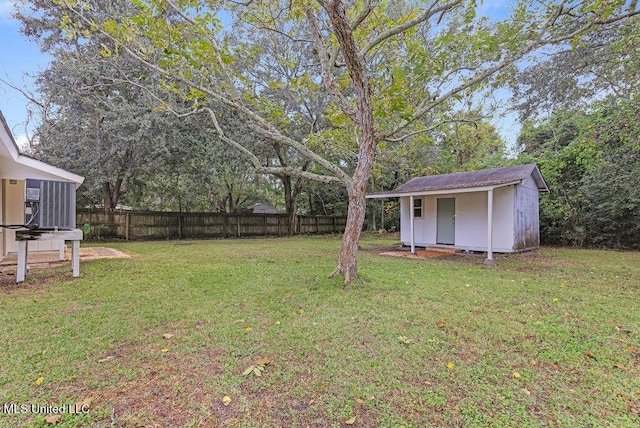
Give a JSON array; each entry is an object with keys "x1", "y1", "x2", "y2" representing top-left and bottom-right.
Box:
[
  {"x1": 516, "y1": 100, "x2": 640, "y2": 248},
  {"x1": 30, "y1": 48, "x2": 173, "y2": 209},
  {"x1": 512, "y1": 13, "x2": 640, "y2": 120},
  {"x1": 22, "y1": 0, "x2": 640, "y2": 284}
]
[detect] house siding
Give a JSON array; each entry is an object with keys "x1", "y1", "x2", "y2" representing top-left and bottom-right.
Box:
[
  {"x1": 3, "y1": 180, "x2": 63, "y2": 255},
  {"x1": 0, "y1": 180, "x2": 4, "y2": 258}
]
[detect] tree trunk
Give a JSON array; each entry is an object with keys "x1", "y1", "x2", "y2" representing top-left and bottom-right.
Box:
[
  {"x1": 102, "y1": 182, "x2": 113, "y2": 210},
  {"x1": 281, "y1": 174, "x2": 305, "y2": 235},
  {"x1": 282, "y1": 176, "x2": 295, "y2": 235},
  {"x1": 330, "y1": 183, "x2": 367, "y2": 284},
  {"x1": 325, "y1": 0, "x2": 377, "y2": 285}
]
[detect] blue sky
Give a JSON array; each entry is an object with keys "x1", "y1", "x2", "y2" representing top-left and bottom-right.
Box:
[
  {"x1": 0, "y1": 0, "x2": 518, "y2": 150},
  {"x1": 0, "y1": 0, "x2": 51, "y2": 148}
]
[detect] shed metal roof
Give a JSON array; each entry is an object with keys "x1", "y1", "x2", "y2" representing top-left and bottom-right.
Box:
[{"x1": 368, "y1": 164, "x2": 548, "y2": 198}]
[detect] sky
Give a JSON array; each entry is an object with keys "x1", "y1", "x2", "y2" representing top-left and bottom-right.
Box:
[
  {"x1": 0, "y1": 0, "x2": 52, "y2": 149},
  {"x1": 0, "y1": 0, "x2": 518, "y2": 152}
]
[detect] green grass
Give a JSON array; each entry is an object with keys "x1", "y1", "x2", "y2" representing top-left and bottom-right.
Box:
[{"x1": 0, "y1": 235, "x2": 639, "y2": 427}]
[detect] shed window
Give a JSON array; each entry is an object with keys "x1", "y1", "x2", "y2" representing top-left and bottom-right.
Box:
[{"x1": 413, "y1": 198, "x2": 423, "y2": 218}]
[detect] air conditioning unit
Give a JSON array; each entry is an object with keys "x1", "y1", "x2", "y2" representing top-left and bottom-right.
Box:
[{"x1": 24, "y1": 179, "x2": 76, "y2": 230}]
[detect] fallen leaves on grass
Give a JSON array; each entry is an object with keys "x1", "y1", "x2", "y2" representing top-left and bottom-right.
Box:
[
  {"x1": 222, "y1": 396, "x2": 232, "y2": 407},
  {"x1": 629, "y1": 404, "x2": 639, "y2": 416},
  {"x1": 242, "y1": 356, "x2": 271, "y2": 377},
  {"x1": 585, "y1": 351, "x2": 597, "y2": 361},
  {"x1": 97, "y1": 356, "x2": 114, "y2": 363},
  {"x1": 162, "y1": 333, "x2": 173, "y2": 340},
  {"x1": 254, "y1": 356, "x2": 271, "y2": 366},
  {"x1": 35, "y1": 377, "x2": 44, "y2": 385},
  {"x1": 513, "y1": 372, "x2": 521, "y2": 378},
  {"x1": 161, "y1": 348, "x2": 169, "y2": 353},
  {"x1": 244, "y1": 326, "x2": 253, "y2": 332},
  {"x1": 345, "y1": 416, "x2": 356, "y2": 425},
  {"x1": 436, "y1": 321, "x2": 445, "y2": 329},
  {"x1": 613, "y1": 364, "x2": 628, "y2": 372},
  {"x1": 71, "y1": 397, "x2": 94, "y2": 413},
  {"x1": 44, "y1": 415, "x2": 60, "y2": 424},
  {"x1": 398, "y1": 336, "x2": 415, "y2": 345},
  {"x1": 242, "y1": 365, "x2": 265, "y2": 377},
  {"x1": 447, "y1": 362, "x2": 455, "y2": 369}
]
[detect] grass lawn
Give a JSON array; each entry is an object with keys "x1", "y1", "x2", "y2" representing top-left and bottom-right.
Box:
[{"x1": 0, "y1": 235, "x2": 639, "y2": 427}]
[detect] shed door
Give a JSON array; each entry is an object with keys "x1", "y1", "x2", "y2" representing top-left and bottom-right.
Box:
[{"x1": 437, "y1": 198, "x2": 455, "y2": 245}]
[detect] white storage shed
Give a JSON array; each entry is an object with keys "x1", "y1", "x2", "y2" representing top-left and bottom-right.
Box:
[{"x1": 367, "y1": 164, "x2": 548, "y2": 263}]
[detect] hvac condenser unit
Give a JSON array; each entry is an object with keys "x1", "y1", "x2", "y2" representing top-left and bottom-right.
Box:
[{"x1": 24, "y1": 179, "x2": 76, "y2": 230}]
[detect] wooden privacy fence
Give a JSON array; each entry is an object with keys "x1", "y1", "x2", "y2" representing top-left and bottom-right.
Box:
[{"x1": 76, "y1": 209, "x2": 346, "y2": 241}]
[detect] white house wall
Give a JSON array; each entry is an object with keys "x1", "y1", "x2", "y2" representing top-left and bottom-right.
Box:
[
  {"x1": 3, "y1": 179, "x2": 61, "y2": 255},
  {"x1": 400, "y1": 186, "x2": 517, "y2": 252},
  {"x1": 513, "y1": 175, "x2": 541, "y2": 250},
  {"x1": 4, "y1": 179, "x2": 23, "y2": 254},
  {"x1": 0, "y1": 180, "x2": 4, "y2": 258}
]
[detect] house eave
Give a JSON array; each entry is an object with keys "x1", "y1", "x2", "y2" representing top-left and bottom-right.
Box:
[
  {"x1": 1, "y1": 110, "x2": 84, "y2": 185},
  {"x1": 366, "y1": 181, "x2": 521, "y2": 199}
]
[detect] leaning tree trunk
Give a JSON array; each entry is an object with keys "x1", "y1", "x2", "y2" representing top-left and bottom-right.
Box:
[
  {"x1": 323, "y1": 0, "x2": 378, "y2": 285},
  {"x1": 330, "y1": 182, "x2": 368, "y2": 284},
  {"x1": 330, "y1": 137, "x2": 376, "y2": 285}
]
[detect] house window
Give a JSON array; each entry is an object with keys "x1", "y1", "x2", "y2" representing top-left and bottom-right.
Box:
[{"x1": 413, "y1": 198, "x2": 423, "y2": 218}]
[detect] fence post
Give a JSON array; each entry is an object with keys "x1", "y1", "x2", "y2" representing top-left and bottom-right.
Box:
[
  {"x1": 315, "y1": 216, "x2": 320, "y2": 234},
  {"x1": 237, "y1": 216, "x2": 241, "y2": 237},
  {"x1": 125, "y1": 212, "x2": 130, "y2": 240},
  {"x1": 264, "y1": 215, "x2": 268, "y2": 236},
  {"x1": 178, "y1": 213, "x2": 183, "y2": 239},
  {"x1": 332, "y1": 216, "x2": 336, "y2": 234},
  {"x1": 222, "y1": 214, "x2": 227, "y2": 238}
]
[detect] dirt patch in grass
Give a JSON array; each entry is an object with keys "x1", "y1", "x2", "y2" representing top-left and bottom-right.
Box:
[
  {"x1": 379, "y1": 249, "x2": 459, "y2": 259},
  {"x1": 0, "y1": 246, "x2": 130, "y2": 288},
  {"x1": 38, "y1": 340, "x2": 229, "y2": 426}
]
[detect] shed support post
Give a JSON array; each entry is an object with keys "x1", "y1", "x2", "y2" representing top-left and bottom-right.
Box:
[
  {"x1": 16, "y1": 240, "x2": 27, "y2": 283},
  {"x1": 71, "y1": 240, "x2": 80, "y2": 277},
  {"x1": 486, "y1": 189, "x2": 495, "y2": 265},
  {"x1": 410, "y1": 195, "x2": 416, "y2": 254}
]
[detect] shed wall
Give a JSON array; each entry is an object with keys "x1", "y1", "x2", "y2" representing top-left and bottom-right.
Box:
[
  {"x1": 513, "y1": 175, "x2": 541, "y2": 250},
  {"x1": 399, "y1": 186, "x2": 517, "y2": 252}
]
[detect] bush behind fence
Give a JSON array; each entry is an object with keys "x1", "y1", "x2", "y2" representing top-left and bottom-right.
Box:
[{"x1": 77, "y1": 209, "x2": 346, "y2": 241}]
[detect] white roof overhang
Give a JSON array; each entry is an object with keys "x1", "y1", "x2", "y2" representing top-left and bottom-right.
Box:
[
  {"x1": 366, "y1": 181, "x2": 521, "y2": 199},
  {"x1": 0, "y1": 111, "x2": 84, "y2": 186}
]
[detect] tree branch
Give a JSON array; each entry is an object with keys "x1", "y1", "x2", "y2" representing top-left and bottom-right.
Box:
[
  {"x1": 350, "y1": 0, "x2": 372, "y2": 31},
  {"x1": 383, "y1": 119, "x2": 477, "y2": 143},
  {"x1": 305, "y1": 6, "x2": 358, "y2": 123},
  {"x1": 381, "y1": 5, "x2": 640, "y2": 140},
  {"x1": 359, "y1": 0, "x2": 462, "y2": 57},
  {"x1": 61, "y1": 2, "x2": 353, "y2": 185}
]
